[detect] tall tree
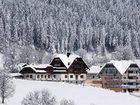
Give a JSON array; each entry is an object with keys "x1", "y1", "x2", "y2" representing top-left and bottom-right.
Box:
[{"x1": 0, "y1": 70, "x2": 15, "y2": 104}]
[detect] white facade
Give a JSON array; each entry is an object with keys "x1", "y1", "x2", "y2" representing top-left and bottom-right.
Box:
[
  {"x1": 24, "y1": 74, "x2": 52, "y2": 81},
  {"x1": 23, "y1": 73, "x2": 86, "y2": 83}
]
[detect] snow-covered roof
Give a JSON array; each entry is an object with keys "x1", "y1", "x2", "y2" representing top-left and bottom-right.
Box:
[
  {"x1": 54, "y1": 54, "x2": 81, "y2": 68},
  {"x1": 25, "y1": 64, "x2": 52, "y2": 68},
  {"x1": 88, "y1": 66, "x2": 102, "y2": 74},
  {"x1": 33, "y1": 69, "x2": 46, "y2": 73},
  {"x1": 23, "y1": 64, "x2": 49, "y2": 73},
  {"x1": 16, "y1": 63, "x2": 27, "y2": 71},
  {"x1": 134, "y1": 60, "x2": 140, "y2": 68},
  {"x1": 10, "y1": 73, "x2": 23, "y2": 77},
  {"x1": 106, "y1": 60, "x2": 134, "y2": 75},
  {"x1": 32, "y1": 64, "x2": 52, "y2": 68}
]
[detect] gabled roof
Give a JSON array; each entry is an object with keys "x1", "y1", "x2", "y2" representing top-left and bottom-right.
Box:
[
  {"x1": 105, "y1": 60, "x2": 134, "y2": 75},
  {"x1": 54, "y1": 54, "x2": 81, "y2": 68},
  {"x1": 10, "y1": 73, "x2": 23, "y2": 77},
  {"x1": 30, "y1": 64, "x2": 52, "y2": 69},
  {"x1": 88, "y1": 66, "x2": 102, "y2": 74},
  {"x1": 25, "y1": 66, "x2": 47, "y2": 73},
  {"x1": 20, "y1": 64, "x2": 51, "y2": 73}
]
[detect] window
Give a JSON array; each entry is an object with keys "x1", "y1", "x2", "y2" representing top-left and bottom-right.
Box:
[
  {"x1": 44, "y1": 75, "x2": 46, "y2": 78},
  {"x1": 65, "y1": 75, "x2": 67, "y2": 78},
  {"x1": 128, "y1": 76, "x2": 134, "y2": 79},
  {"x1": 128, "y1": 71, "x2": 133, "y2": 73},
  {"x1": 54, "y1": 64, "x2": 61, "y2": 67},
  {"x1": 26, "y1": 75, "x2": 29, "y2": 78},
  {"x1": 37, "y1": 75, "x2": 40, "y2": 78},
  {"x1": 54, "y1": 75, "x2": 56, "y2": 78},
  {"x1": 70, "y1": 75, "x2": 73, "y2": 78},
  {"x1": 93, "y1": 75, "x2": 95, "y2": 78},
  {"x1": 30, "y1": 75, "x2": 32, "y2": 78},
  {"x1": 48, "y1": 75, "x2": 50, "y2": 78},
  {"x1": 80, "y1": 75, "x2": 84, "y2": 78},
  {"x1": 54, "y1": 58, "x2": 59, "y2": 61},
  {"x1": 41, "y1": 75, "x2": 43, "y2": 78}
]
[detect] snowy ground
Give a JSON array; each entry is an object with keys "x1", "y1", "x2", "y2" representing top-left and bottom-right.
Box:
[{"x1": 2, "y1": 79, "x2": 140, "y2": 105}]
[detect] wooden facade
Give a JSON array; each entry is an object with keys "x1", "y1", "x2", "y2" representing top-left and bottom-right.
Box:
[
  {"x1": 99, "y1": 63, "x2": 122, "y2": 92},
  {"x1": 99, "y1": 61, "x2": 140, "y2": 92},
  {"x1": 50, "y1": 55, "x2": 88, "y2": 83},
  {"x1": 68, "y1": 58, "x2": 88, "y2": 74}
]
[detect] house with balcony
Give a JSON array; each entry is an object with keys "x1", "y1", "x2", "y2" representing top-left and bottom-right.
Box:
[
  {"x1": 20, "y1": 53, "x2": 89, "y2": 84},
  {"x1": 50, "y1": 53, "x2": 89, "y2": 84},
  {"x1": 98, "y1": 60, "x2": 140, "y2": 92}
]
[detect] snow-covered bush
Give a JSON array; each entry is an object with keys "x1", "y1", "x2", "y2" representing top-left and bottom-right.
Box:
[
  {"x1": 21, "y1": 89, "x2": 56, "y2": 105},
  {"x1": 60, "y1": 99, "x2": 75, "y2": 105}
]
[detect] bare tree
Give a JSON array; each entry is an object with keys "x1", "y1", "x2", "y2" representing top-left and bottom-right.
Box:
[
  {"x1": 0, "y1": 70, "x2": 15, "y2": 104},
  {"x1": 22, "y1": 89, "x2": 56, "y2": 105},
  {"x1": 60, "y1": 99, "x2": 75, "y2": 105}
]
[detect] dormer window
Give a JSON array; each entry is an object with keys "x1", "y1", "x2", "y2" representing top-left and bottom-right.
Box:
[
  {"x1": 54, "y1": 58, "x2": 59, "y2": 61},
  {"x1": 54, "y1": 64, "x2": 61, "y2": 67}
]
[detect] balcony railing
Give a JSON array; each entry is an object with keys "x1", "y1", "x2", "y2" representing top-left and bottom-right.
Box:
[
  {"x1": 122, "y1": 79, "x2": 137, "y2": 82},
  {"x1": 127, "y1": 68, "x2": 139, "y2": 70},
  {"x1": 123, "y1": 74, "x2": 140, "y2": 76},
  {"x1": 128, "y1": 74, "x2": 139, "y2": 76},
  {"x1": 122, "y1": 85, "x2": 138, "y2": 89}
]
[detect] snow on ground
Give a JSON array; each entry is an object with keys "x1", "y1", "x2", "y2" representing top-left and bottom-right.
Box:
[{"x1": 3, "y1": 79, "x2": 140, "y2": 105}]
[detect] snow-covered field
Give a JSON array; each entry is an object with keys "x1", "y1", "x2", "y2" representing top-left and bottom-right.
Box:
[{"x1": 3, "y1": 79, "x2": 140, "y2": 105}]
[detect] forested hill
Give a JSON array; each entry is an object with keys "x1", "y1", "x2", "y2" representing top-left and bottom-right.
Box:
[{"x1": 0, "y1": 0, "x2": 140, "y2": 72}]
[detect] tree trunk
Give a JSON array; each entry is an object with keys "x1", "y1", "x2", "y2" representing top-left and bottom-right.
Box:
[{"x1": 2, "y1": 97, "x2": 4, "y2": 104}]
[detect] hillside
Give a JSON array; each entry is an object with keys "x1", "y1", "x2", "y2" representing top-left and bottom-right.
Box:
[
  {"x1": 1, "y1": 0, "x2": 140, "y2": 72},
  {"x1": 1, "y1": 0, "x2": 140, "y2": 55},
  {"x1": 4, "y1": 79, "x2": 140, "y2": 105}
]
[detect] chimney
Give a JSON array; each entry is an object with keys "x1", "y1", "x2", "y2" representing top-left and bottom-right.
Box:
[{"x1": 67, "y1": 52, "x2": 71, "y2": 57}]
